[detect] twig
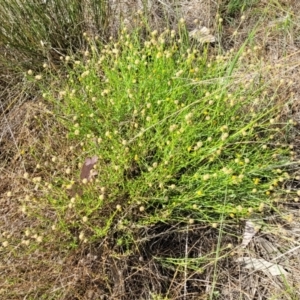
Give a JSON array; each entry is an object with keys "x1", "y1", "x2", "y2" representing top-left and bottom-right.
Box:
[{"x1": 184, "y1": 224, "x2": 189, "y2": 300}]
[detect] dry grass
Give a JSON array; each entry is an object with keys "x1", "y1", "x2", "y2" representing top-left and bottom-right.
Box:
[{"x1": 1, "y1": 1, "x2": 300, "y2": 299}]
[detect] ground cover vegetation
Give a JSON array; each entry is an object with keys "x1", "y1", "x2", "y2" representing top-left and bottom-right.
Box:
[{"x1": 1, "y1": 0, "x2": 300, "y2": 299}]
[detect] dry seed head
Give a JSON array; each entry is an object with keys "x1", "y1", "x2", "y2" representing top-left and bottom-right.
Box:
[
  {"x1": 236, "y1": 205, "x2": 243, "y2": 212},
  {"x1": 175, "y1": 70, "x2": 183, "y2": 77},
  {"x1": 21, "y1": 206, "x2": 26, "y2": 214},
  {"x1": 2, "y1": 241, "x2": 9, "y2": 247},
  {"x1": 79, "y1": 232, "x2": 85, "y2": 240},
  {"x1": 258, "y1": 203, "x2": 264, "y2": 212},
  {"x1": 196, "y1": 141, "x2": 203, "y2": 148},
  {"x1": 169, "y1": 124, "x2": 178, "y2": 132},
  {"x1": 35, "y1": 74, "x2": 42, "y2": 80},
  {"x1": 203, "y1": 174, "x2": 210, "y2": 181},
  {"x1": 66, "y1": 183, "x2": 74, "y2": 190},
  {"x1": 221, "y1": 133, "x2": 229, "y2": 141},
  {"x1": 151, "y1": 30, "x2": 158, "y2": 36},
  {"x1": 185, "y1": 112, "x2": 193, "y2": 121},
  {"x1": 22, "y1": 240, "x2": 30, "y2": 246},
  {"x1": 65, "y1": 168, "x2": 71, "y2": 175},
  {"x1": 36, "y1": 236, "x2": 43, "y2": 243}
]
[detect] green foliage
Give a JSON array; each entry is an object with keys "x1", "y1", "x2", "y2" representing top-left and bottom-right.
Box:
[
  {"x1": 224, "y1": 0, "x2": 257, "y2": 16},
  {"x1": 31, "y1": 25, "x2": 293, "y2": 246}
]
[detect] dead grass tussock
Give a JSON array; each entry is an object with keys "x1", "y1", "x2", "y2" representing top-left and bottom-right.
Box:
[
  {"x1": 109, "y1": 0, "x2": 218, "y2": 35},
  {"x1": 0, "y1": 100, "x2": 84, "y2": 299},
  {"x1": 222, "y1": 0, "x2": 300, "y2": 107}
]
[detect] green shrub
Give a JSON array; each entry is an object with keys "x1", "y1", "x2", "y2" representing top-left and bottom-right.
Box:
[{"x1": 26, "y1": 24, "x2": 294, "y2": 247}]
